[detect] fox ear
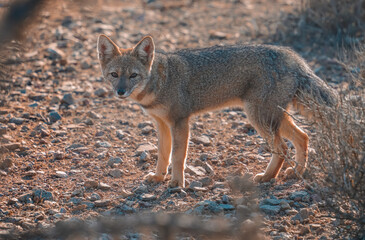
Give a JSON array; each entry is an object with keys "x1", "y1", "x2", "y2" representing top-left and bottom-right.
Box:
[
  {"x1": 133, "y1": 36, "x2": 155, "y2": 69},
  {"x1": 97, "y1": 35, "x2": 120, "y2": 62}
]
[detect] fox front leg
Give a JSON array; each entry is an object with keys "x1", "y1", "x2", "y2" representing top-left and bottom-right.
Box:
[
  {"x1": 144, "y1": 117, "x2": 172, "y2": 184},
  {"x1": 168, "y1": 118, "x2": 190, "y2": 188}
]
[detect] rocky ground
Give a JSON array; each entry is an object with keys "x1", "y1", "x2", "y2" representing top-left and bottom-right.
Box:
[{"x1": 0, "y1": 0, "x2": 356, "y2": 239}]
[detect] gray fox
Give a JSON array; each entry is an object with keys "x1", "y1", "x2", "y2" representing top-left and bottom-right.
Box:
[{"x1": 97, "y1": 34, "x2": 338, "y2": 187}]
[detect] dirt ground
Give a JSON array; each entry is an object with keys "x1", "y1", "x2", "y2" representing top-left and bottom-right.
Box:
[{"x1": 0, "y1": 0, "x2": 356, "y2": 239}]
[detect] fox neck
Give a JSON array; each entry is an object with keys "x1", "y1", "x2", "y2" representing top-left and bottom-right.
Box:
[{"x1": 129, "y1": 52, "x2": 167, "y2": 107}]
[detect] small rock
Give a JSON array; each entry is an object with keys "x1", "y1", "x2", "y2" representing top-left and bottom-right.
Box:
[
  {"x1": 18, "y1": 193, "x2": 33, "y2": 203},
  {"x1": 84, "y1": 118, "x2": 94, "y2": 125},
  {"x1": 0, "y1": 158, "x2": 13, "y2": 169},
  {"x1": 94, "y1": 199, "x2": 111, "y2": 207},
  {"x1": 98, "y1": 183, "x2": 111, "y2": 191},
  {"x1": 139, "y1": 151, "x2": 150, "y2": 161},
  {"x1": 289, "y1": 191, "x2": 309, "y2": 201},
  {"x1": 61, "y1": 93, "x2": 75, "y2": 105},
  {"x1": 87, "y1": 111, "x2": 102, "y2": 119},
  {"x1": 9, "y1": 117, "x2": 25, "y2": 125},
  {"x1": 219, "y1": 204, "x2": 235, "y2": 211},
  {"x1": 259, "y1": 205, "x2": 281, "y2": 215},
  {"x1": 0, "y1": 124, "x2": 7, "y2": 135},
  {"x1": 8, "y1": 198, "x2": 19, "y2": 205},
  {"x1": 116, "y1": 130, "x2": 126, "y2": 139},
  {"x1": 185, "y1": 165, "x2": 206, "y2": 176},
  {"x1": 140, "y1": 193, "x2": 157, "y2": 201},
  {"x1": 134, "y1": 184, "x2": 148, "y2": 194},
  {"x1": 136, "y1": 143, "x2": 157, "y2": 154},
  {"x1": 285, "y1": 209, "x2": 298, "y2": 216},
  {"x1": 50, "y1": 96, "x2": 60, "y2": 105},
  {"x1": 49, "y1": 111, "x2": 62, "y2": 123},
  {"x1": 53, "y1": 151, "x2": 64, "y2": 160},
  {"x1": 95, "y1": 141, "x2": 112, "y2": 148},
  {"x1": 209, "y1": 31, "x2": 229, "y2": 40},
  {"x1": 189, "y1": 181, "x2": 203, "y2": 189},
  {"x1": 94, "y1": 87, "x2": 108, "y2": 97},
  {"x1": 46, "y1": 45, "x2": 65, "y2": 60},
  {"x1": 200, "y1": 177, "x2": 214, "y2": 187},
  {"x1": 87, "y1": 193, "x2": 101, "y2": 202},
  {"x1": 280, "y1": 201, "x2": 291, "y2": 211},
  {"x1": 120, "y1": 189, "x2": 132, "y2": 198},
  {"x1": 191, "y1": 135, "x2": 211, "y2": 146},
  {"x1": 84, "y1": 180, "x2": 98, "y2": 189},
  {"x1": 28, "y1": 93, "x2": 46, "y2": 101},
  {"x1": 107, "y1": 157, "x2": 123, "y2": 167},
  {"x1": 33, "y1": 189, "x2": 53, "y2": 201},
  {"x1": 109, "y1": 169, "x2": 123, "y2": 178},
  {"x1": 55, "y1": 171, "x2": 67, "y2": 178},
  {"x1": 260, "y1": 198, "x2": 283, "y2": 206}
]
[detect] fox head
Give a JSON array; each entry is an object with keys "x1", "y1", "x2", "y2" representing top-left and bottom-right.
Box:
[{"x1": 97, "y1": 35, "x2": 155, "y2": 98}]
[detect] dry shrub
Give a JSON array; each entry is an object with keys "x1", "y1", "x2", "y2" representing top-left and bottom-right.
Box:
[
  {"x1": 307, "y1": 47, "x2": 365, "y2": 238},
  {"x1": 303, "y1": 0, "x2": 365, "y2": 38}
]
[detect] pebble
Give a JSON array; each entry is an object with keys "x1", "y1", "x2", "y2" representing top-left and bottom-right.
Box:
[
  {"x1": 61, "y1": 93, "x2": 75, "y2": 105},
  {"x1": 107, "y1": 157, "x2": 123, "y2": 167},
  {"x1": 53, "y1": 151, "x2": 64, "y2": 160},
  {"x1": 94, "y1": 87, "x2": 108, "y2": 97},
  {"x1": 109, "y1": 169, "x2": 123, "y2": 178},
  {"x1": 9, "y1": 117, "x2": 25, "y2": 125},
  {"x1": 55, "y1": 171, "x2": 68, "y2": 178},
  {"x1": 136, "y1": 143, "x2": 157, "y2": 154},
  {"x1": 140, "y1": 193, "x2": 157, "y2": 201},
  {"x1": 116, "y1": 130, "x2": 126, "y2": 139},
  {"x1": 98, "y1": 183, "x2": 111, "y2": 191},
  {"x1": 95, "y1": 141, "x2": 112, "y2": 148},
  {"x1": 0, "y1": 124, "x2": 7, "y2": 135},
  {"x1": 28, "y1": 93, "x2": 46, "y2": 101},
  {"x1": 191, "y1": 135, "x2": 211, "y2": 146},
  {"x1": 49, "y1": 111, "x2": 62, "y2": 123},
  {"x1": 84, "y1": 180, "x2": 99, "y2": 189},
  {"x1": 189, "y1": 181, "x2": 203, "y2": 189},
  {"x1": 289, "y1": 190, "x2": 309, "y2": 201},
  {"x1": 139, "y1": 151, "x2": 150, "y2": 161},
  {"x1": 33, "y1": 189, "x2": 53, "y2": 201},
  {"x1": 87, "y1": 111, "x2": 102, "y2": 119},
  {"x1": 259, "y1": 205, "x2": 281, "y2": 215},
  {"x1": 94, "y1": 199, "x2": 111, "y2": 207},
  {"x1": 185, "y1": 165, "x2": 206, "y2": 176}
]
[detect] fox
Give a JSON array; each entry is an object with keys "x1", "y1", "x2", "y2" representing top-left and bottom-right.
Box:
[{"x1": 97, "y1": 34, "x2": 338, "y2": 188}]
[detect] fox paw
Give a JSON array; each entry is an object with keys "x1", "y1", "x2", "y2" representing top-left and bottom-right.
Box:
[
  {"x1": 168, "y1": 178, "x2": 184, "y2": 188},
  {"x1": 144, "y1": 172, "x2": 165, "y2": 184},
  {"x1": 253, "y1": 173, "x2": 273, "y2": 183}
]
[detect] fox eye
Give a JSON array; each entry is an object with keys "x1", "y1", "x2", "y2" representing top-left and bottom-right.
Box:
[
  {"x1": 130, "y1": 73, "x2": 138, "y2": 79},
  {"x1": 110, "y1": 72, "x2": 118, "y2": 78}
]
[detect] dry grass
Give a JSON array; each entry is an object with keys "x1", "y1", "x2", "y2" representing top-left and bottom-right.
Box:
[{"x1": 306, "y1": 47, "x2": 365, "y2": 238}]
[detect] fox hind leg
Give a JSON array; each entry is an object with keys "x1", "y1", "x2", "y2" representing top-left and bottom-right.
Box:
[
  {"x1": 279, "y1": 114, "x2": 309, "y2": 179},
  {"x1": 243, "y1": 103, "x2": 288, "y2": 182}
]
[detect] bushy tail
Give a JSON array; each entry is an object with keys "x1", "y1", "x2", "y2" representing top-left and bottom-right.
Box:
[{"x1": 293, "y1": 74, "x2": 339, "y2": 119}]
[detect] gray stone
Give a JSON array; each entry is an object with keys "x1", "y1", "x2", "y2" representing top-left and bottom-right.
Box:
[
  {"x1": 116, "y1": 130, "x2": 126, "y2": 139},
  {"x1": 140, "y1": 193, "x2": 157, "y2": 201},
  {"x1": 94, "y1": 200, "x2": 111, "y2": 207},
  {"x1": 94, "y1": 88, "x2": 108, "y2": 98},
  {"x1": 109, "y1": 169, "x2": 123, "y2": 178},
  {"x1": 33, "y1": 189, "x2": 53, "y2": 201},
  {"x1": 259, "y1": 205, "x2": 281, "y2": 215},
  {"x1": 219, "y1": 204, "x2": 235, "y2": 211},
  {"x1": 260, "y1": 198, "x2": 282, "y2": 205},
  {"x1": 84, "y1": 180, "x2": 98, "y2": 189},
  {"x1": 9, "y1": 117, "x2": 25, "y2": 125},
  {"x1": 189, "y1": 181, "x2": 203, "y2": 189},
  {"x1": 95, "y1": 141, "x2": 111, "y2": 148},
  {"x1": 87, "y1": 111, "x2": 102, "y2": 119},
  {"x1": 185, "y1": 165, "x2": 206, "y2": 176},
  {"x1": 107, "y1": 157, "x2": 122, "y2": 167},
  {"x1": 98, "y1": 183, "x2": 111, "y2": 190},
  {"x1": 49, "y1": 111, "x2": 62, "y2": 123},
  {"x1": 139, "y1": 151, "x2": 150, "y2": 161},
  {"x1": 55, "y1": 171, "x2": 67, "y2": 178},
  {"x1": 136, "y1": 143, "x2": 157, "y2": 154},
  {"x1": 191, "y1": 135, "x2": 211, "y2": 146},
  {"x1": 289, "y1": 191, "x2": 309, "y2": 201},
  {"x1": 61, "y1": 93, "x2": 75, "y2": 105}
]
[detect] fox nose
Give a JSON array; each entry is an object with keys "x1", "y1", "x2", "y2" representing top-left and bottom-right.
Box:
[{"x1": 117, "y1": 89, "x2": 126, "y2": 96}]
